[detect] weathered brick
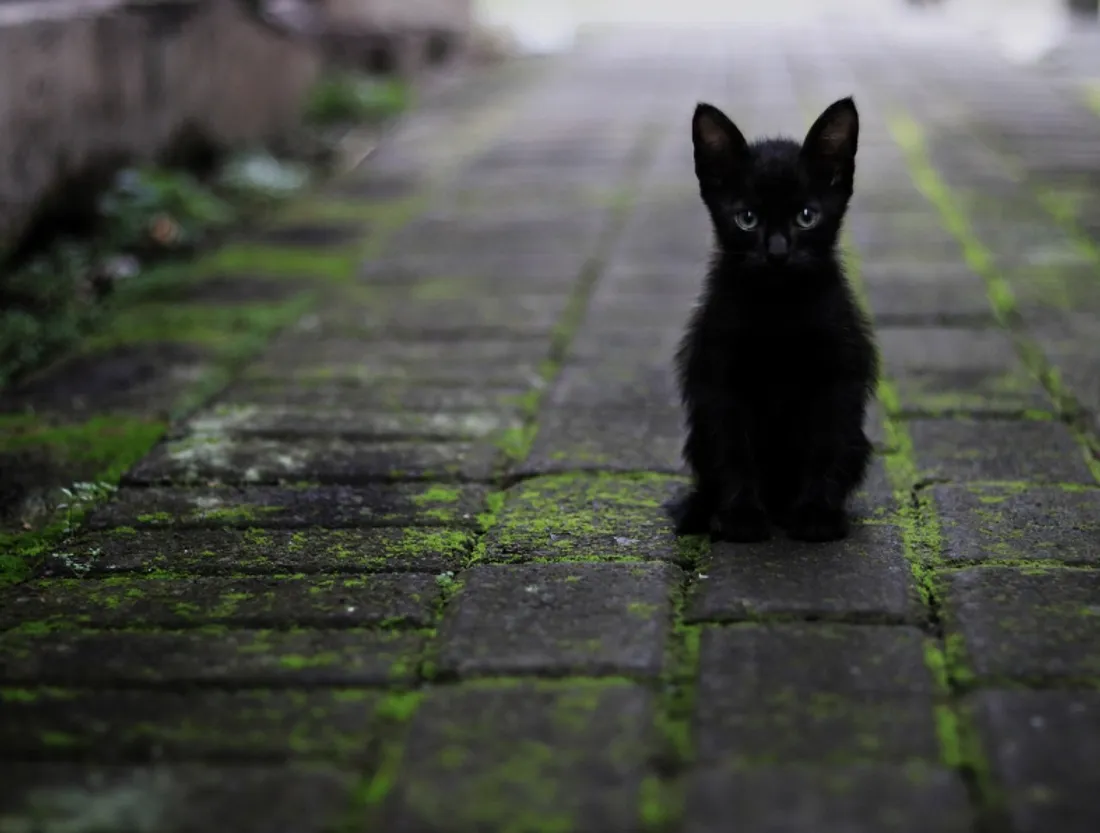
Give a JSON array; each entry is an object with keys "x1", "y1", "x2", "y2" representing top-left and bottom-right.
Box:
[
  {"x1": 878, "y1": 328, "x2": 1050, "y2": 416},
  {"x1": 220, "y1": 380, "x2": 531, "y2": 414},
  {"x1": 941, "y1": 567, "x2": 1100, "y2": 683},
  {"x1": 687, "y1": 523, "x2": 919, "y2": 624},
  {"x1": 484, "y1": 474, "x2": 686, "y2": 563},
  {"x1": 518, "y1": 407, "x2": 685, "y2": 475},
  {"x1": 908, "y1": 418, "x2": 1095, "y2": 483},
  {"x1": 379, "y1": 681, "x2": 655, "y2": 833},
  {"x1": 0, "y1": 630, "x2": 422, "y2": 686},
  {"x1": 42, "y1": 528, "x2": 474, "y2": 577},
  {"x1": 0, "y1": 689, "x2": 383, "y2": 762},
  {"x1": 125, "y1": 436, "x2": 500, "y2": 485},
  {"x1": 684, "y1": 764, "x2": 974, "y2": 833},
  {"x1": 971, "y1": 691, "x2": 1100, "y2": 833},
  {"x1": 83, "y1": 484, "x2": 489, "y2": 530},
  {"x1": 246, "y1": 338, "x2": 549, "y2": 388},
  {"x1": 0, "y1": 764, "x2": 356, "y2": 833},
  {"x1": 934, "y1": 484, "x2": 1100, "y2": 564},
  {"x1": 437, "y1": 563, "x2": 678, "y2": 678},
  {"x1": 182, "y1": 405, "x2": 522, "y2": 442},
  {"x1": 693, "y1": 624, "x2": 940, "y2": 765},
  {"x1": 0, "y1": 574, "x2": 438, "y2": 631}
]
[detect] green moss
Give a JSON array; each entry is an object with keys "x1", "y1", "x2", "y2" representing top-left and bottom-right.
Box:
[
  {"x1": 85, "y1": 295, "x2": 314, "y2": 358},
  {"x1": 304, "y1": 73, "x2": 411, "y2": 126},
  {"x1": 196, "y1": 245, "x2": 356, "y2": 281}
]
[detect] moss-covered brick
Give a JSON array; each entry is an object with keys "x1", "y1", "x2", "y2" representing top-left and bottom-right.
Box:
[
  {"x1": 908, "y1": 419, "x2": 1095, "y2": 485},
  {"x1": 435, "y1": 562, "x2": 680, "y2": 679},
  {"x1": 125, "y1": 434, "x2": 500, "y2": 485},
  {"x1": 934, "y1": 483, "x2": 1100, "y2": 564},
  {"x1": 0, "y1": 764, "x2": 357, "y2": 833},
  {"x1": 941, "y1": 567, "x2": 1100, "y2": 686},
  {"x1": 484, "y1": 473, "x2": 688, "y2": 564},
  {"x1": 184, "y1": 405, "x2": 522, "y2": 442},
  {"x1": 0, "y1": 629, "x2": 423, "y2": 686},
  {"x1": 684, "y1": 764, "x2": 975, "y2": 833},
  {"x1": 0, "y1": 574, "x2": 439, "y2": 631},
  {"x1": 970, "y1": 691, "x2": 1100, "y2": 833},
  {"x1": 0, "y1": 689, "x2": 385, "y2": 763},
  {"x1": 38, "y1": 527, "x2": 474, "y2": 577},
  {"x1": 82, "y1": 483, "x2": 489, "y2": 530},
  {"x1": 693, "y1": 624, "x2": 941, "y2": 767},
  {"x1": 374, "y1": 681, "x2": 656, "y2": 832}
]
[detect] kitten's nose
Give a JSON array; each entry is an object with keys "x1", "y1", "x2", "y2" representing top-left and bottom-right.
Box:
[{"x1": 767, "y1": 234, "x2": 789, "y2": 263}]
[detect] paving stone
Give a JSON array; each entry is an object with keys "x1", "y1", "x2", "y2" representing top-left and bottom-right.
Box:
[
  {"x1": 437, "y1": 562, "x2": 678, "y2": 679},
  {"x1": 366, "y1": 249, "x2": 592, "y2": 283},
  {"x1": 246, "y1": 338, "x2": 548, "y2": 388},
  {"x1": 0, "y1": 574, "x2": 438, "y2": 631},
  {"x1": 934, "y1": 484, "x2": 1100, "y2": 564},
  {"x1": 687, "y1": 523, "x2": 920, "y2": 624},
  {"x1": 693, "y1": 624, "x2": 940, "y2": 765},
  {"x1": 220, "y1": 380, "x2": 531, "y2": 414},
  {"x1": 388, "y1": 212, "x2": 604, "y2": 257},
  {"x1": 546, "y1": 362, "x2": 680, "y2": 411},
  {"x1": 484, "y1": 474, "x2": 686, "y2": 563},
  {"x1": 182, "y1": 405, "x2": 522, "y2": 442},
  {"x1": 0, "y1": 689, "x2": 383, "y2": 763},
  {"x1": 306, "y1": 295, "x2": 569, "y2": 339},
  {"x1": 83, "y1": 483, "x2": 488, "y2": 530},
  {"x1": 125, "y1": 435, "x2": 500, "y2": 485},
  {"x1": 908, "y1": 418, "x2": 1095, "y2": 484},
  {"x1": 878, "y1": 328, "x2": 1050, "y2": 416},
  {"x1": 971, "y1": 690, "x2": 1100, "y2": 833},
  {"x1": 379, "y1": 681, "x2": 655, "y2": 833},
  {"x1": 850, "y1": 224, "x2": 965, "y2": 263},
  {"x1": 518, "y1": 406, "x2": 685, "y2": 475},
  {"x1": 862, "y1": 267, "x2": 996, "y2": 327},
  {"x1": 0, "y1": 764, "x2": 356, "y2": 833},
  {"x1": 0, "y1": 630, "x2": 422, "y2": 686},
  {"x1": 941, "y1": 567, "x2": 1100, "y2": 683},
  {"x1": 41, "y1": 527, "x2": 475, "y2": 577},
  {"x1": 684, "y1": 764, "x2": 974, "y2": 833}
]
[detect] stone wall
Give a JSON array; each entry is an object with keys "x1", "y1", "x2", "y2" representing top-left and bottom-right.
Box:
[{"x1": 0, "y1": 0, "x2": 321, "y2": 245}]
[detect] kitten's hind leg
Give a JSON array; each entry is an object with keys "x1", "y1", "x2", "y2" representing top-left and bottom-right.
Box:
[
  {"x1": 787, "y1": 430, "x2": 871, "y2": 543},
  {"x1": 666, "y1": 489, "x2": 715, "y2": 536}
]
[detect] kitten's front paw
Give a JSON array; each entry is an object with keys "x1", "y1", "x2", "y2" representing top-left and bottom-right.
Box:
[
  {"x1": 668, "y1": 490, "x2": 713, "y2": 536},
  {"x1": 713, "y1": 503, "x2": 771, "y2": 543},
  {"x1": 786, "y1": 503, "x2": 849, "y2": 542}
]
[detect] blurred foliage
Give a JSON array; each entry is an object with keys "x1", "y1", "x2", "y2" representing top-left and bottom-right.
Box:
[{"x1": 304, "y1": 73, "x2": 412, "y2": 126}]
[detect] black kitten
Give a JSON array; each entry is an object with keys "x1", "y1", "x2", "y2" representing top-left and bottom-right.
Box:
[{"x1": 670, "y1": 97, "x2": 878, "y2": 543}]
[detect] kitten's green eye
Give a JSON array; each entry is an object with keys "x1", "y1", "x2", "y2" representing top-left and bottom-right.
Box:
[
  {"x1": 734, "y1": 210, "x2": 759, "y2": 231},
  {"x1": 795, "y1": 207, "x2": 821, "y2": 229}
]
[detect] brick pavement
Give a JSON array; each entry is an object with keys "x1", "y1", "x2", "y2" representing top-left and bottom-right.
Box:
[{"x1": 2, "y1": 15, "x2": 1100, "y2": 833}]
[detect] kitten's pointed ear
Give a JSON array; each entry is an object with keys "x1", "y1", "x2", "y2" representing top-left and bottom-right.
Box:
[
  {"x1": 693, "y1": 103, "x2": 749, "y2": 182},
  {"x1": 801, "y1": 97, "x2": 859, "y2": 186}
]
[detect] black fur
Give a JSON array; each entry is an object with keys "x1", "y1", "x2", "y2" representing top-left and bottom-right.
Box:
[{"x1": 670, "y1": 97, "x2": 879, "y2": 543}]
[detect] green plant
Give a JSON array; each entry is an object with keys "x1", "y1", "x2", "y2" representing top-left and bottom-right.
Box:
[{"x1": 304, "y1": 74, "x2": 412, "y2": 126}]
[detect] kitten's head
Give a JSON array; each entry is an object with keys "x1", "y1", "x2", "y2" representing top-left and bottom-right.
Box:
[{"x1": 692, "y1": 97, "x2": 858, "y2": 271}]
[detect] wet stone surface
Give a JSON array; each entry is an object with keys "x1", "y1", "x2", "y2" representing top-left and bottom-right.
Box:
[
  {"x1": 933, "y1": 484, "x2": 1100, "y2": 564},
  {"x1": 436, "y1": 562, "x2": 679, "y2": 679},
  {"x1": 379, "y1": 682, "x2": 656, "y2": 833},
  {"x1": 908, "y1": 418, "x2": 1095, "y2": 484},
  {"x1": 971, "y1": 691, "x2": 1100, "y2": 833},
  {"x1": 0, "y1": 764, "x2": 357, "y2": 833},
  {"x1": 941, "y1": 567, "x2": 1100, "y2": 683}
]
